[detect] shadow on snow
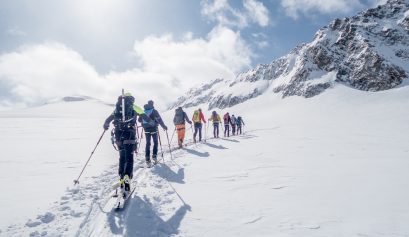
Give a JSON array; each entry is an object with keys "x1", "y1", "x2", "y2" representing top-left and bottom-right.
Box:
[
  {"x1": 108, "y1": 195, "x2": 191, "y2": 237},
  {"x1": 203, "y1": 142, "x2": 228, "y2": 150},
  {"x1": 152, "y1": 164, "x2": 185, "y2": 184},
  {"x1": 182, "y1": 147, "x2": 210, "y2": 158}
]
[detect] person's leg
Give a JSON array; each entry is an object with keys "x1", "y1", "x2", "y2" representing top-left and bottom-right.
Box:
[
  {"x1": 145, "y1": 132, "x2": 151, "y2": 162},
  {"x1": 213, "y1": 124, "x2": 216, "y2": 138},
  {"x1": 216, "y1": 124, "x2": 219, "y2": 138},
  {"x1": 118, "y1": 146, "x2": 125, "y2": 179},
  {"x1": 227, "y1": 125, "x2": 230, "y2": 137},
  {"x1": 194, "y1": 123, "x2": 199, "y2": 141},
  {"x1": 176, "y1": 125, "x2": 182, "y2": 145},
  {"x1": 124, "y1": 144, "x2": 134, "y2": 179},
  {"x1": 198, "y1": 123, "x2": 202, "y2": 141},
  {"x1": 152, "y1": 132, "x2": 159, "y2": 160},
  {"x1": 180, "y1": 125, "x2": 186, "y2": 145}
]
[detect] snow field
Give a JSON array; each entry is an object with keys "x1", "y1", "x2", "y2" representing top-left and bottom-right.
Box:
[{"x1": 1, "y1": 84, "x2": 409, "y2": 236}]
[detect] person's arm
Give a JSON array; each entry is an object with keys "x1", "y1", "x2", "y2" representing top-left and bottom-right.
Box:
[
  {"x1": 154, "y1": 110, "x2": 167, "y2": 130},
  {"x1": 103, "y1": 112, "x2": 115, "y2": 130},
  {"x1": 184, "y1": 112, "x2": 192, "y2": 124},
  {"x1": 201, "y1": 112, "x2": 206, "y2": 123}
]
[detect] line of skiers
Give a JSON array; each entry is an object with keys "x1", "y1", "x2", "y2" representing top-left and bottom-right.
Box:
[
  {"x1": 102, "y1": 93, "x2": 245, "y2": 195},
  {"x1": 173, "y1": 107, "x2": 245, "y2": 148}
]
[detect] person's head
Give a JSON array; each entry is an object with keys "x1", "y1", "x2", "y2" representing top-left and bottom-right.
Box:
[
  {"x1": 212, "y1": 111, "x2": 216, "y2": 115},
  {"x1": 199, "y1": 108, "x2": 202, "y2": 112},
  {"x1": 148, "y1": 100, "x2": 154, "y2": 107}
]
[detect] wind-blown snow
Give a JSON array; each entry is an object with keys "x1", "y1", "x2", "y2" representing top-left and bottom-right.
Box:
[{"x1": 1, "y1": 84, "x2": 409, "y2": 236}]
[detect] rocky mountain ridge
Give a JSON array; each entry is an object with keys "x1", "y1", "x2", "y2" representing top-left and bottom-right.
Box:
[{"x1": 171, "y1": 0, "x2": 409, "y2": 110}]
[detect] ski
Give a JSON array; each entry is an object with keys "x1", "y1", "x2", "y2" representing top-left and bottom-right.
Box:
[{"x1": 115, "y1": 185, "x2": 136, "y2": 210}]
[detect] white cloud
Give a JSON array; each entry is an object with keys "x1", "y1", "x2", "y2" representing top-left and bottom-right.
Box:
[
  {"x1": 280, "y1": 0, "x2": 363, "y2": 19},
  {"x1": 201, "y1": 0, "x2": 270, "y2": 28},
  {"x1": 0, "y1": 26, "x2": 252, "y2": 110},
  {"x1": 243, "y1": 0, "x2": 269, "y2": 27}
]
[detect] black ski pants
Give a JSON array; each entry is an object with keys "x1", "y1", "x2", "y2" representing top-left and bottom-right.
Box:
[
  {"x1": 145, "y1": 132, "x2": 158, "y2": 161},
  {"x1": 237, "y1": 125, "x2": 242, "y2": 134},
  {"x1": 213, "y1": 123, "x2": 219, "y2": 138},
  {"x1": 194, "y1": 123, "x2": 202, "y2": 141},
  {"x1": 118, "y1": 144, "x2": 135, "y2": 179},
  {"x1": 224, "y1": 124, "x2": 230, "y2": 137},
  {"x1": 231, "y1": 124, "x2": 236, "y2": 135}
]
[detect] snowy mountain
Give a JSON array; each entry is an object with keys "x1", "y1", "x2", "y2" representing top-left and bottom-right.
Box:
[{"x1": 171, "y1": 0, "x2": 409, "y2": 110}]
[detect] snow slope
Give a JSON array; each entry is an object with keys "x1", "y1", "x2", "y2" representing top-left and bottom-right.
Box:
[{"x1": 1, "y1": 84, "x2": 409, "y2": 236}]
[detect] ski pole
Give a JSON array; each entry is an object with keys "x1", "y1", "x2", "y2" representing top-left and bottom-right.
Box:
[
  {"x1": 203, "y1": 123, "x2": 206, "y2": 142},
  {"x1": 165, "y1": 129, "x2": 174, "y2": 160},
  {"x1": 191, "y1": 124, "x2": 196, "y2": 144},
  {"x1": 170, "y1": 127, "x2": 176, "y2": 145},
  {"x1": 137, "y1": 127, "x2": 144, "y2": 154},
  {"x1": 74, "y1": 130, "x2": 106, "y2": 185},
  {"x1": 158, "y1": 130, "x2": 165, "y2": 162}
]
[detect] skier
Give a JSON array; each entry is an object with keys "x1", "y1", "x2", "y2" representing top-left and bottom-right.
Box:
[
  {"x1": 223, "y1": 112, "x2": 231, "y2": 137},
  {"x1": 103, "y1": 93, "x2": 152, "y2": 193},
  {"x1": 192, "y1": 108, "x2": 206, "y2": 142},
  {"x1": 230, "y1": 114, "x2": 237, "y2": 135},
  {"x1": 236, "y1": 116, "x2": 245, "y2": 134},
  {"x1": 138, "y1": 100, "x2": 167, "y2": 166},
  {"x1": 173, "y1": 107, "x2": 192, "y2": 148},
  {"x1": 208, "y1": 111, "x2": 221, "y2": 138}
]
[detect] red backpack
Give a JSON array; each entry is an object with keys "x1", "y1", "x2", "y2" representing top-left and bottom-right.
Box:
[{"x1": 223, "y1": 114, "x2": 229, "y2": 123}]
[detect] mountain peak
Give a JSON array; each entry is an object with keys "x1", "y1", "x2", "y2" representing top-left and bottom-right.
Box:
[{"x1": 170, "y1": 0, "x2": 409, "y2": 110}]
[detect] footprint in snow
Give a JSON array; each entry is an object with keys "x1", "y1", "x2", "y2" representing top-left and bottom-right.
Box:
[
  {"x1": 70, "y1": 210, "x2": 83, "y2": 218},
  {"x1": 26, "y1": 212, "x2": 55, "y2": 227},
  {"x1": 26, "y1": 220, "x2": 42, "y2": 228},
  {"x1": 58, "y1": 206, "x2": 71, "y2": 211},
  {"x1": 39, "y1": 212, "x2": 55, "y2": 224},
  {"x1": 29, "y1": 230, "x2": 47, "y2": 237}
]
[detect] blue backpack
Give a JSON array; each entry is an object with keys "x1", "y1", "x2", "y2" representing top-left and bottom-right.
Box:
[{"x1": 142, "y1": 108, "x2": 155, "y2": 126}]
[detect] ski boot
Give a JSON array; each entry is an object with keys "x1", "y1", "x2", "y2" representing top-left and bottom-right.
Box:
[
  {"x1": 152, "y1": 156, "x2": 158, "y2": 165},
  {"x1": 146, "y1": 158, "x2": 152, "y2": 168},
  {"x1": 124, "y1": 175, "x2": 131, "y2": 193}
]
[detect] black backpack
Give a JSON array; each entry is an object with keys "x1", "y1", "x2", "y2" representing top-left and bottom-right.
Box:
[
  {"x1": 174, "y1": 108, "x2": 185, "y2": 125},
  {"x1": 113, "y1": 96, "x2": 136, "y2": 130}
]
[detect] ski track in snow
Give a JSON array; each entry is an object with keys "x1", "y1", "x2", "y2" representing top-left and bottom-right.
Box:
[{"x1": 2, "y1": 135, "x2": 214, "y2": 237}]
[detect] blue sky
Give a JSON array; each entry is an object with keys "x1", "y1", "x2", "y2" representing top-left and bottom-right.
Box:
[{"x1": 0, "y1": 0, "x2": 386, "y2": 108}]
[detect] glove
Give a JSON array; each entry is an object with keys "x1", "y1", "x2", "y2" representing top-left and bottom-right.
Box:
[
  {"x1": 188, "y1": 121, "x2": 192, "y2": 124},
  {"x1": 103, "y1": 123, "x2": 109, "y2": 130}
]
